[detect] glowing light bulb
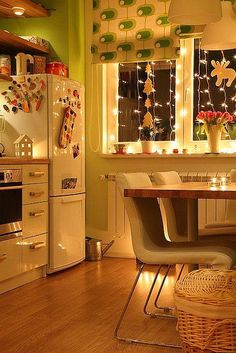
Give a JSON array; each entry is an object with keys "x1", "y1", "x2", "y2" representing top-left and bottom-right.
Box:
[
  {"x1": 180, "y1": 47, "x2": 187, "y2": 56},
  {"x1": 12, "y1": 6, "x2": 25, "y2": 16},
  {"x1": 181, "y1": 109, "x2": 187, "y2": 117}
]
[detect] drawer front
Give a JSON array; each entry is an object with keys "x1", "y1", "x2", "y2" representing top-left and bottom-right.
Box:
[
  {"x1": 22, "y1": 234, "x2": 48, "y2": 272},
  {"x1": 0, "y1": 237, "x2": 22, "y2": 282},
  {"x1": 23, "y1": 165, "x2": 48, "y2": 185},
  {"x1": 23, "y1": 184, "x2": 48, "y2": 205},
  {"x1": 23, "y1": 202, "x2": 48, "y2": 238}
]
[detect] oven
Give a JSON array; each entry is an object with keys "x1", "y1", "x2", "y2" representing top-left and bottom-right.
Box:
[{"x1": 0, "y1": 169, "x2": 22, "y2": 237}]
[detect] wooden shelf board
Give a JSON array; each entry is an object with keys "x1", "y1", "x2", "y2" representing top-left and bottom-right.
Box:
[
  {"x1": 0, "y1": 74, "x2": 12, "y2": 82},
  {"x1": 0, "y1": 30, "x2": 49, "y2": 54},
  {"x1": 0, "y1": 0, "x2": 49, "y2": 18}
]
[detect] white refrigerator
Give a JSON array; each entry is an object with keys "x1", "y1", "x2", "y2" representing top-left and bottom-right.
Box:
[
  {"x1": 47, "y1": 75, "x2": 85, "y2": 273},
  {"x1": 0, "y1": 74, "x2": 85, "y2": 273}
]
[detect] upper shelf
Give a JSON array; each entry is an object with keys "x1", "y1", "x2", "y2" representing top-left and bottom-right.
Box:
[
  {"x1": 0, "y1": 29, "x2": 49, "y2": 54},
  {"x1": 0, "y1": 0, "x2": 49, "y2": 18},
  {"x1": 0, "y1": 73, "x2": 12, "y2": 82}
]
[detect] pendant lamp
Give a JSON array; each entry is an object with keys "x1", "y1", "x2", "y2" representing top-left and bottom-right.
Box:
[
  {"x1": 201, "y1": 1, "x2": 236, "y2": 50},
  {"x1": 168, "y1": 0, "x2": 222, "y2": 25}
]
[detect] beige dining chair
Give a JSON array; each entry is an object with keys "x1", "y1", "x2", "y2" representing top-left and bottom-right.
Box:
[
  {"x1": 152, "y1": 171, "x2": 236, "y2": 242},
  {"x1": 115, "y1": 172, "x2": 236, "y2": 349},
  {"x1": 204, "y1": 169, "x2": 236, "y2": 230},
  {"x1": 152, "y1": 171, "x2": 236, "y2": 314}
]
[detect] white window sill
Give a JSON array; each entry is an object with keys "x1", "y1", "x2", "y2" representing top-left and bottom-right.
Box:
[{"x1": 100, "y1": 153, "x2": 236, "y2": 159}]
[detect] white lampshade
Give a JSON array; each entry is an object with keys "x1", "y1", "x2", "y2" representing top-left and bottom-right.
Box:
[
  {"x1": 201, "y1": 1, "x2": 236, "y2": 50},
  {"x1": 168, "y1": 0, "x2": 222, "y2": 25}
]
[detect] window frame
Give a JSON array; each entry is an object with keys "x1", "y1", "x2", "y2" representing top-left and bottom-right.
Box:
[{"x1": 102, "y1": 38, "x2": 236, "y2": 155}]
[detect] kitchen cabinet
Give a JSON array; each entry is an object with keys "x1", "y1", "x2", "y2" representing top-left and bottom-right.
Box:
[
  {"x1": 0, "y1": 160, "x2": 49, "y2": 294},
  {"x1": 23, "y1": 164, "x2": 48, "y2": 184},
  {"x1": 23, "y1": 202, "x2": 48, "y2": 238},
  {"x1": 22, "y1": 233, "x2": 47, "y2": 272},
  {"x1": 23, "y1": 183, "x2": 48, "y2": 204},
  {"x1": 0, "y1": 236, "x2": 21, "y2": 282}
]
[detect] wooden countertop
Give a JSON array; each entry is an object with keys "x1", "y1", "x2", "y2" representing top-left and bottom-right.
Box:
[{"x1": 0, "y1": 158, "x2": 49, "y2": 165}]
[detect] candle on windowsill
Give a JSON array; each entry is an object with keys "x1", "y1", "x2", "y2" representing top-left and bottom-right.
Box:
[{"x1": 209, "y1": 177, "x2": 221, "y2": 187}]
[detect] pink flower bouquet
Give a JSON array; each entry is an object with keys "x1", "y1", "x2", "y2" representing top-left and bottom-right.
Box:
[{"x1": 196, "y1": 111, "x2": 234, "y2": 126}]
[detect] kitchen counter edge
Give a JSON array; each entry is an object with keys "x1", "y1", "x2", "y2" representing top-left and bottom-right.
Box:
[{"x1": 0, "y1": 158, "x2": 50, "y2": 165}]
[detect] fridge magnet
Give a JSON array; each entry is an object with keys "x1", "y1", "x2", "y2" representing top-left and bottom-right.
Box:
[
  {"x1": 72, "y1": 143, "x2": 80, "y2": 159},
  {"x1": 0, "y1": 76, "x2": 46, "y2": 114},
  {"x1": 62, "y1": 178, "x2": 77, "y2": 189},
  {"x1": 59, "y1": 88, "x2": 81, "y2": 111},
  {"x1": 59, "y1": 106, "x2": 77, "y2": 148}
]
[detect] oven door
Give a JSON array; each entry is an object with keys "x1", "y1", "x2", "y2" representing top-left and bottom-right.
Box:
[{"x1": 0, "y1": 186, "x2": 22, "y2": 236}]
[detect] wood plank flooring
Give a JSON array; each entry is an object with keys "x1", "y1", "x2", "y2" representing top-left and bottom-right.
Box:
[{"x1": 0, "y1": 259, "x2": 182, "y2": 353}]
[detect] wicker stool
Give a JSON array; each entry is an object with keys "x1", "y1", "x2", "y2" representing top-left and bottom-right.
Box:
[{"x1": 174, "y1": 269, "x2": 236, "y2": 353}]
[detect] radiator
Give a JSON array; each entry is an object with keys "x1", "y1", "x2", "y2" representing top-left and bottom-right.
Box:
[{"x1": 105, "y1": 171, "x2": 229, "y2": 240}]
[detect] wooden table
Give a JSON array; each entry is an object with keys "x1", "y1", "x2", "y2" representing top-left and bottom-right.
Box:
[{"x1": 124, "y1": 182, "x2": 236, "y2": 242}]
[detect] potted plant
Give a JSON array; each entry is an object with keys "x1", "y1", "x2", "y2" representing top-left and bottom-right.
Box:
[
  {"x1": 196, "y1": 111, "x2": 234, "y2": 153},
  {"x1": 140, "y1": 112, "x2": 162, "y2": 153}
]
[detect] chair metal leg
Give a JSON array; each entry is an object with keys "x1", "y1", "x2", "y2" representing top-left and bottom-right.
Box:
[
  {"x1": 154, "y1": 263, "x2": 185, "y2": 312},
  {"x1": 154, "y1": 265, "x2": 172, "y2": 311},
  {"x1": 144, "y1": 265, "x2": 175, "y2": 319},
  {"x1": 114, "y1": 263, "x2": 181, "y2": 349},
  {"x1": 144, "y1": 264, "x2": 185, "y2": 319}
]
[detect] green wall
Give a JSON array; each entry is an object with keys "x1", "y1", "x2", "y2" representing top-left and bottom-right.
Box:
[{"x1": 0, "y1": 0, "x2": 85, "y2": 82}]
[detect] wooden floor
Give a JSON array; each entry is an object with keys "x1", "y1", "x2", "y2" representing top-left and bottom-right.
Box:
[{"x1": 0, "y1": 259, "x2": 182, "y2": 353}]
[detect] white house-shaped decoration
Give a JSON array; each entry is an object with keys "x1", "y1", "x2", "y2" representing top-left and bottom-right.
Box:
[{"x1": 14, "y1": 134, "x2": 33, "y2": 158}]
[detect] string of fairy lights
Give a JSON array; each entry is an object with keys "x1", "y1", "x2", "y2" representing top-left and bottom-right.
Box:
[
  {"x1": 117, "y1": 40, "x2": 236, "y2": 150},
  {"x1": 194, "y1": 39, "x2": 236, "y2": 141},
  {"x1": 118, "y1": 60, "x2": 176, "y2": 142}
]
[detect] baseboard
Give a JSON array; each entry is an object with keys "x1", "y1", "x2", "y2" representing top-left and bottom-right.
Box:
[{"x1": 0, "y1": 267, "x2": 46, "y2": 295}]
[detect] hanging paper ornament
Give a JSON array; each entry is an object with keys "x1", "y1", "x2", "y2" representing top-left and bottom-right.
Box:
[
  {"x1": 145, "y1": 63, "x2": 152, "y2": 75},
  {"x1": 143, "y1": 78, "x2": 154, "y2": 95},
  {"x1": 143, "y1": 111, "x2": 154, "y2": 128},
  {"x1": 211, "y1": 60, "x2": 236, "y2": 87},
  {"x1": 145, "y1": 98, "x2": 152, "y2": 109}
]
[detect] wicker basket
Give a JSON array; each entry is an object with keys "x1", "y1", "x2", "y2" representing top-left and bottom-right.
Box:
[{"x1": 174, "y1": 269, "x2": 236, "y2": 353}]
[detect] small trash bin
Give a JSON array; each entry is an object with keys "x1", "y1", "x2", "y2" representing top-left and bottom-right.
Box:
[
  {"x1": 85, "y1": 236, "x2": 114, "y2": 261},
  {"x1": 174, "y1": 269, "x2": 236, "y2": 353}
]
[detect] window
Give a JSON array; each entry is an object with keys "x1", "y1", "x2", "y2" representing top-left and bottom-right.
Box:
[
  {"x1": 118, "y1": 61, "x2": 176, "y2": 142},
  {"x1": 103, "y1": 38, "x2": 236, "y2": 154},
  {"x1": 193, "y1": 39, "x2": 236, "y2": 141}
]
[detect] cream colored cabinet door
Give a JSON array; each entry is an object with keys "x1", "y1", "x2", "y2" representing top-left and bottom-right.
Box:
[
  {"x1": 22, "y1": 234, "x2": 47, "y2": 272},
  {"x1": 23, "y1": 202, "x2": 48, "y2": 238},
  {"x1": 23, "y1": 184, "x2": 48, "y2": 205},
  {"x1": 22, "y1": 165, "x2": 48, "y2": 185},
  {"x1": 0, "y1": 237, "x2": 22, "y2": 282}
]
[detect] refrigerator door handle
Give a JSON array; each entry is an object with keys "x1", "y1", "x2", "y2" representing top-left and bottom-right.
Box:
[
  {"x1": 61, "y1": 195, "x2": 85, "y2": 204},
  {"x1": 30, "y1": 241, "x2": 46, "y2": 250},
  {"x1": 29, "y1": 172, "x2": 45, "y2": 177},
  {"x1": 29, "y1": 210, "x2": 45, "y2": 217}
]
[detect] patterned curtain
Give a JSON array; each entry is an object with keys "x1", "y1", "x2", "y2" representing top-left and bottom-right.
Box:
[{"x1": 92, "y1": 0, "x2": 197, "y2": 64}]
